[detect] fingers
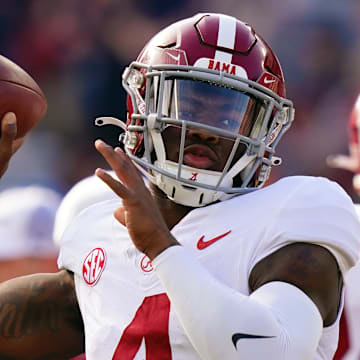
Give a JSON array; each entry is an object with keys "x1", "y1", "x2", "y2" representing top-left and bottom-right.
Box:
[
  {"x1": 94, "y1": 139, "x2": 144, "y2": 186},
  {"x1": 95, "y1": 168, "x2": 127, "y2": 226},
  {"x1": 0, "y1": 113, "x2": 18, "y2": 178},
  {"x1": 326, "y1": 154, "x2": 359, "y2": 172},
  {"x1": 0, "y1": 112, "x2": 17, "y2": 145},
  {"x1": 95, "y1": 168, "x2": 132, "y2": 200}
]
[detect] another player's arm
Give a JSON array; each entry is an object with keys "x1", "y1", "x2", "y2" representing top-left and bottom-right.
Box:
[
  {"x1": 249, "y1": 242, "x2": 342, "y2": 327},
  {"x1": 0, "y1": 270, "x2": 85, "y2": 360}
]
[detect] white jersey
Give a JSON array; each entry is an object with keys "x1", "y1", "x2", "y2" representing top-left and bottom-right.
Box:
[{"x1": 58, "y1": 176, "x2": 360, "y2": 360}]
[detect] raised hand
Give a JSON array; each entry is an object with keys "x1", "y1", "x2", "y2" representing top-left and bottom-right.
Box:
[
  {"x1": 326, "y1": 143, "x2": 360, "y2": 173},
  {"x1": 0, "y1": 112, "x2": 24, "y2": 178},
  {"x1": 95, "y1": 140, "x2": 179, "y2": 260}
]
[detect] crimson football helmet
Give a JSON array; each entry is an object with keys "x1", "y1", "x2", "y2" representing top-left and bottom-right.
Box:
[{"x1": 96, "y1": 13, "x2": 295, "y2": 207}]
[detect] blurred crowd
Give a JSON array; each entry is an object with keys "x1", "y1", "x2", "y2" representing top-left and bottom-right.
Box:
[
  {"x1": 0, "y1": 1, "x2": 360, "y2": 359},
  {"x1": 0, "y1": 0, "x2": 359, "y2": 200}
]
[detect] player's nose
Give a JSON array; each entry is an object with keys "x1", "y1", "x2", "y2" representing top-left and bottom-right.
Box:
[{"x1": 188, "y1": 128, "x2": 219, "y2": 145}]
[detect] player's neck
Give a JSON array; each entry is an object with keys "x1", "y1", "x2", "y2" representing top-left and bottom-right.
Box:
[{"x1": 149, "y1": 183, "x2": 194, "y2": 230}]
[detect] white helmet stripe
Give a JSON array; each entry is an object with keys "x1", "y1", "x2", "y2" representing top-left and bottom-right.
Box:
[{"x1": 215, "y1": 15, "x2": 236, "y2": 63}]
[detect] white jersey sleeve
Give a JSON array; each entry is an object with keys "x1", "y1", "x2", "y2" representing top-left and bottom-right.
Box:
[
  {"x1": 53, "y1": 171, "x2": 118, "y2": 247},
  {"x1": 57, "y1": 199, "x2": 122, "y2": 273},
  {"x1": 153, "y1": 246, "x2": 323, "y2": 360},
  {"x1": 250, "y1": 176, "x2": 360, "y2": 277}
]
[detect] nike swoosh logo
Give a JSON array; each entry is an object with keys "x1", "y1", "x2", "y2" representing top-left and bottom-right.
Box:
[
  {"x1": 263, "y1": 77, "x2": 276, "y2": 84},
  {"x1": 197, "y1": 230, "x2": 231, "y2": 250},
  {"x1": 232, "y1": 333, "x2": 275, "y2": 349}
]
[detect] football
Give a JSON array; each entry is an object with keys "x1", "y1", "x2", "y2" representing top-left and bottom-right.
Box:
[{"x1": 0, "y1": 55, "x2": 47, "y2": 138}]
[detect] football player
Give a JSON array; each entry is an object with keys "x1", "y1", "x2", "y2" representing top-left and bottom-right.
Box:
[
  {"x1": 328, "y1": 94, "x2": 360, "y2": 360},
  {"x1": 327, "y1": 94, "x2": 360, "y2": 193},
  {"x1": 0, "y1": 13, "x2": 359, "y2": 360}
]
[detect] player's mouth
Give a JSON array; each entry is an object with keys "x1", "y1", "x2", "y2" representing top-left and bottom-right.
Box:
[{"x1": 183, "y1": 144, "x2": 218, "y2": 169}]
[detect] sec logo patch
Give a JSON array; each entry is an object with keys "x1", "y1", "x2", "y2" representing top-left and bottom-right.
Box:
[{"x1": 83, "y1": 247, "x2": 106, "y2": 286}]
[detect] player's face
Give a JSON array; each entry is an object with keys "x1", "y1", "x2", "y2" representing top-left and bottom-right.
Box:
[
  {"x1": 160, "y1": 79, "x2": 264, "y2": 171},
  {"x1": 163, "y1": 123, "x2": 244, "y2": 172}
]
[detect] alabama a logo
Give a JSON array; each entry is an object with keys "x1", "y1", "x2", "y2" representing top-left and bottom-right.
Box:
[
  {"x1": 83, "y1": 247, "x2": 106, "y2": 286},
  {"x1": 140, "y1": 255, "x2": 154, "y2": 273}
]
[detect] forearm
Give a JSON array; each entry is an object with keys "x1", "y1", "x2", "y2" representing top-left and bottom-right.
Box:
[
  {"x1": 0, "y1": 271, "x2": 84, "y2": 359},
  {"x1": 152, "y1": 246, "x2": 322, "y2": 360}
]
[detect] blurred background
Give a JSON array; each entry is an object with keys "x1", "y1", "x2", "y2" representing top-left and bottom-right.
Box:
[
  {"x1": 0, "y1": 2, "x2": 359, "y2": 359},
  {"x1": 1, "y1": 0, "x2": 360, "y2": 200}
]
